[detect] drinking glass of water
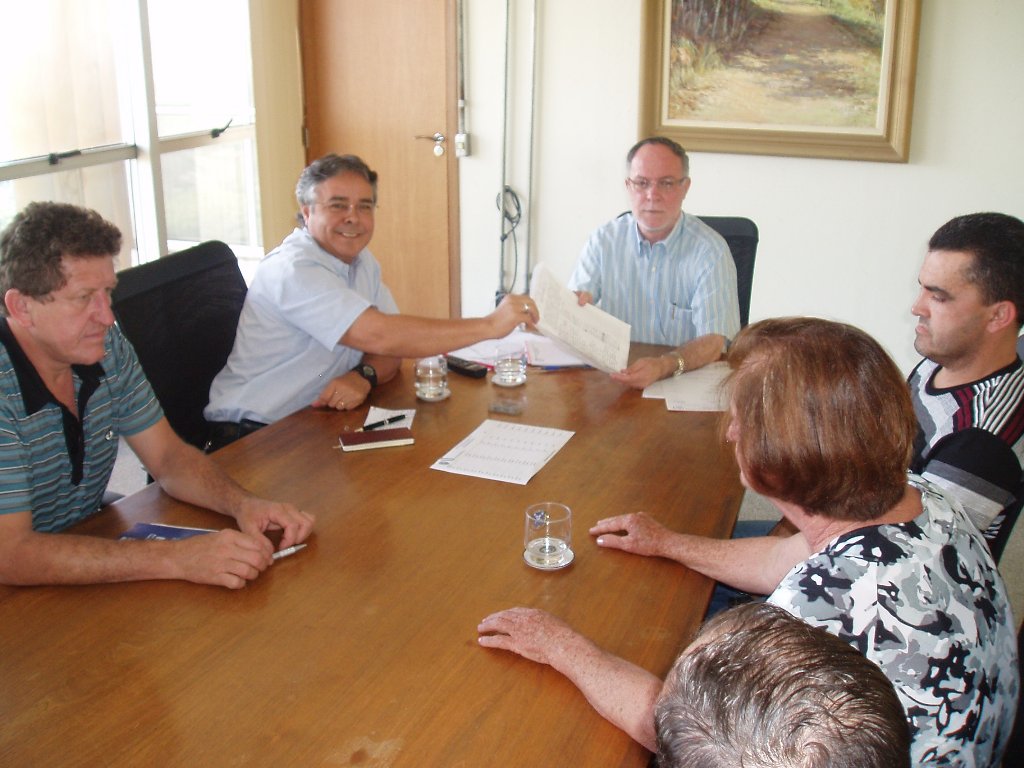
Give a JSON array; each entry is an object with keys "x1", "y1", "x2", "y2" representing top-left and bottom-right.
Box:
[
  {"x1": 415, "y1": 355, "x2": 450, "y2": 401},
  {"x1": 492, "y1": 342, "x2": 527, "y2": 387},
  {"x1": 523, "y1": 502, "x2": 574, "y2": 570}
]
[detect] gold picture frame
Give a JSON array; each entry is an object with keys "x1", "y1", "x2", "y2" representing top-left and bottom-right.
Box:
[{"x1": 640, "y1": 0, "x2": 921, "y2": 162}]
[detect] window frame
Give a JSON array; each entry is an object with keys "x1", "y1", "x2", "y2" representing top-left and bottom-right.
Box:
[{"x1": 0, "y1": 0, "x2": 260, "y2": 267}]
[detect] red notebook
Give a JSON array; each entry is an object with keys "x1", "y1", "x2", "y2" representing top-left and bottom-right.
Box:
[{"x1": 338, "y1": 427, "x2": 415, "y2": 452}]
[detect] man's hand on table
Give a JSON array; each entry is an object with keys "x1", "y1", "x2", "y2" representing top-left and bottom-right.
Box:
[
  {"x1": 173, "y1": 529, "x2": 276, "y2": 588},
  {"x1": 312, "y1": 372, "x2": 371, "y2": 411},
  {"x1": 173, "y1": 497, "x2": 313, "y2": 588},
  {"x1": 234, "y1": 497, "x2": 316, "y2": 552},
  {"x1": 610, "y1": 356, "x2": 675, "y2": 390},
  {"x1": 477, "y1": 605, "x2": 664, "y2": 751},
  {"x1": 477, "y1": 607, "x2": 587, "y2": 669}
]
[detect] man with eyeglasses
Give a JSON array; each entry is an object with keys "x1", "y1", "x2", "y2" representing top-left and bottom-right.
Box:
[
  {"x1": 205, "y1": 154, "x2": 538, "y2": 449},
  {"x1": 568, "y1": 137, "x2": 739, "y2": 389}
]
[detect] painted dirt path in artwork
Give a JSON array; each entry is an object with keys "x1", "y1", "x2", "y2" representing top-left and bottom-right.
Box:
[{"x1": 673, "y1": 0, "x2": 882, "y2": 127}]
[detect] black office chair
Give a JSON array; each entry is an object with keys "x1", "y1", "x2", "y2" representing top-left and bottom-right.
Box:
[
  {"x1": 989, "y1": 336, "x2": 1024, "y2": 561},
  {"x1": 614, "y1": 212, "x2": 759, "y2": 327},
  {"x1": 698, "y1": 216, "x2": 758, "y2": 328},
  {"x1": 984, "y1": 482, "x2": 1024, "y2": 564},
  {"x1": 111, "y1": 241, "x2": 247, "y2": 451}
]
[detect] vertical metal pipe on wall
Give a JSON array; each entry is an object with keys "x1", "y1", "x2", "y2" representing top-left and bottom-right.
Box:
[
  {"x1": 455, "y1": 0, "x2": 469, "y2": 155},
  {"x1": 497, "y1": 0, "x2": 512, "y2": 300},
  {"x1": 524, "y1": 0, "x2": 537, "y2": 293},
  {"x1": 495, "y1": 0, "x2": 538, "y2": 301}
]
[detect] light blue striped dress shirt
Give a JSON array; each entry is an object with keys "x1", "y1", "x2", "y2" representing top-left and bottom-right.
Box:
[{"x1": 568, "y1": 212, "x2": 740, "y2": 346}]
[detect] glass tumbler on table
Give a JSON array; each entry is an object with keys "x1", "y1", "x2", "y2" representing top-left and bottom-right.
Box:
[
  {"x1": 415, "y1": 355, "x2": 450, "y2": 401},
  {"x1": 523, "y1": 502, "x2": 574, "y2": 570},
  {"x1": 492, "y1": 342, "x2": 527, "y2": 387}
]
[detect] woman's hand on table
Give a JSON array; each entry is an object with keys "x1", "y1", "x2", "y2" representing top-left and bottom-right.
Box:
[{"x1": 590, "y1": 511, "x2": 673, "y2": 558}]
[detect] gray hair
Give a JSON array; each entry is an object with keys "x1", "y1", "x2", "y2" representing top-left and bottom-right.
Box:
[
  {"x1": 295, "y1": 154, "x2": 379, "y2": 223},
  {"x1": 655, "y1": 602, "x2": 910, "y2": 768},
  {"x1": 626, "y1": 136, "x2": 689, "y2": 177}
]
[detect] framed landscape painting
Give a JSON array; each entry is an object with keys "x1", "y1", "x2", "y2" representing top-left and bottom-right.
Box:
[{"x1": 639, "y1": 0, "x2": 921, "y2": 162}]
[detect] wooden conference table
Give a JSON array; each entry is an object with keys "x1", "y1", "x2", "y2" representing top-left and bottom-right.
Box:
[{"x1": 0, "y1": 347, "x2": 743, "y2": 767}]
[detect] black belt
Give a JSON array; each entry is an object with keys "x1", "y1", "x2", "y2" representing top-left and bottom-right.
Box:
[{"x1": 204, "y1": 418, "x2": 267, "y2": 452}]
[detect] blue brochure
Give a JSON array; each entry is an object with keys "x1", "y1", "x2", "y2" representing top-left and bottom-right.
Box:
[{"x1": 119, "y1": 522, "x2": 216, "y2": 541}]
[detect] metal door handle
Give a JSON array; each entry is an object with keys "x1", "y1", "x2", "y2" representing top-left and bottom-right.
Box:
[{"x1": 415, "y1": 132, "x2": 446, "y2": 156}]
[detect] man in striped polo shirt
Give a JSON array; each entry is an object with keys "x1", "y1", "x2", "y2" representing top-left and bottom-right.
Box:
[
  {"x1": 0, "y1": 202, "x2": 314, "y2": 588},
  {"x1": 568, "y1": 136, "x2": 740, "y2": 390},
  {"x1": 909, "y1": 212, "x2": 1024, "y2": 548}
]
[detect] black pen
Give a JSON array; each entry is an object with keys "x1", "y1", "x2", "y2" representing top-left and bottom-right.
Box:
[{"x1": 356, "y1": 414, "x2": 407, "y2": 432}]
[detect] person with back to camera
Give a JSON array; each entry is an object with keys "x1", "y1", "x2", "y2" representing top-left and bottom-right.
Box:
[
  {"x1": 655, "y1": 601, "x2": 910, "y2": 768},
  {"x1": 477, "y1": 602, "x2": 911, "y2": 768},
  {"x1": 568, "y1": 136, "x2": 740, "y2": 390},
  {"x1": 480, "y1": 317, "x2": 1018, "y2": 767},
  {"x1": 205, "y1": 153, "x2": 539, "y2": 449}
]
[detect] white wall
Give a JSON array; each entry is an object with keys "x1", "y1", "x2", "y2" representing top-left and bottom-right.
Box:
[{"x1": 458, "y1": 0, "x2": 1024, "y2": 374}]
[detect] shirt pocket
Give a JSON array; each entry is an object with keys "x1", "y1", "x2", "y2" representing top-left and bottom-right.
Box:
[{"x1": 658, "y1": 302, "x2": 696, "y2": 346}]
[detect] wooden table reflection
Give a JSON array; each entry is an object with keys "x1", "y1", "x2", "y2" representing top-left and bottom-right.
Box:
[{"x1": 0, "y1": 348, "x2": 742, "y2": 767}]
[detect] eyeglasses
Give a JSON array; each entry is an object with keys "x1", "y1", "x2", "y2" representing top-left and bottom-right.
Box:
[
  {"x1": 626, "y1": 177, "x2": 688, "y2": 193},
  {"x1": 315, "y1": 200, "x2": 376, "y2": 216}
]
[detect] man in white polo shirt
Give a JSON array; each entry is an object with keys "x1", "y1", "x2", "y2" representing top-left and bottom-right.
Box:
[{"x1": 205, "y1": 153, "x2": 538, "y2": 448}]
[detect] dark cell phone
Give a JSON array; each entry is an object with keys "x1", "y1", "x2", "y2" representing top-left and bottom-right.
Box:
[{"x1": 446, "y1": 355, "x2": 488, "y2": 378}]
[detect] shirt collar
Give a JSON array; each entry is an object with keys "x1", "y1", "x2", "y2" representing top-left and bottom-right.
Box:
[
  {"x1": 0, "y1": 317, "x2": 105, "y2": 415},
  {"x1": 632, "y1": 211, "x2": 687, "y2": 256},
  {"x1": 924, "y1": 355, "x2": 1023, "y2": 393},
  {"x1": 297, "y1": 227, "x2": 364, "y2": 279}
]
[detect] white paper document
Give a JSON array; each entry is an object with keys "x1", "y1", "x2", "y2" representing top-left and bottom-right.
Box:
[
  {"x1": 523, "y1": 334, "x2": 589, "y2": 368},
  {"x1": 448, "y1": 329, "x2": 590, "y2": 369},
  {"x1": 447, "y1": 329, "x2": 532, "y2": 367},
  {"x1": 431, "y1": 419, "x2": 575, "y2": 485},
  {"x1": 529, "y1": 263, "x2": 631, "y2": 373},
  {"x1": 643, "y1": 361, "x2": 730, "y2": 412},
  {"x1": 364, "y1": 406, "x2": 416, "y2": 429}
]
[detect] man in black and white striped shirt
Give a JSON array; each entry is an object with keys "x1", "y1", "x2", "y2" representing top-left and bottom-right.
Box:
[{"x1": 909, "y1": 212, "x2": 1024, "y2": 548}]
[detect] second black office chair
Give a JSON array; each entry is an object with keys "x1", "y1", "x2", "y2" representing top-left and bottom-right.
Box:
[
  {"x1": 698, "y1": 216, "x2": 758, "y2": 328},
  {"x1": 615, "y1": 211, "x2": 758, "y2": 327},
  {"x1": 111, "y1": 241, "x2": 247, "y2": 451}
]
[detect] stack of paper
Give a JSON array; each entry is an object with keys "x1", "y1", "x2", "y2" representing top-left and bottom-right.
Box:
[
  {"x1": 431, "y1": 420, "x2": 574, "y2": 485},
  {"x1": 643, "y1": 361, "x2": 731, "y2": 412},
  {"x1": 449, "y1": 329, "x2": 590, "y2": 369},
  {"x1": 529, "y1": 263, "x2": 630, "y2": 373}
]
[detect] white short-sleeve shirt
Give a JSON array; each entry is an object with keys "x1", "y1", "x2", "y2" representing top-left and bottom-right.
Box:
[{"x1": 205, "y1": 227, "x2": 399, "y2": 424}]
